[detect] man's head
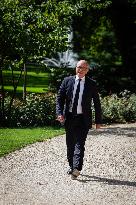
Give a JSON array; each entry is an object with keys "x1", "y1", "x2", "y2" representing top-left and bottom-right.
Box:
[{"x1": 76, "y1": 60, "x2": 89, "y2": 78}]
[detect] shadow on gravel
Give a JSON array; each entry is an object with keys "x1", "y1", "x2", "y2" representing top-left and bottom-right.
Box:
[
  {"x1": 88, "y1": 126, "x2": 136, "y2": 138},
  {"x1": 78, "y1": 175, "x2": 136, "y2": 187}
]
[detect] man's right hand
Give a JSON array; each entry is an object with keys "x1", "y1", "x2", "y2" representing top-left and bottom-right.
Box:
[{"x1": 56, "y1": 115, "x2": 65, "y2": 123}]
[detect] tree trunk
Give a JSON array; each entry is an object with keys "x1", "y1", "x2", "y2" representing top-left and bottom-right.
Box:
[
  {"x1": 0, "y1": 60, "x2": 5, "y2": 126},
  {"x1": 7, "y1": 67, "x2": 23, "y2": 126},
  {"x1": 23, "y1": 63, "x2": 27, "y2": 101}
]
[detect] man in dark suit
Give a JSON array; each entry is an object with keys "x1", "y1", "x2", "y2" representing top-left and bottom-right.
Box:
[{"x1": 56, "y1": 60, "x2": 102, "y2": 179}]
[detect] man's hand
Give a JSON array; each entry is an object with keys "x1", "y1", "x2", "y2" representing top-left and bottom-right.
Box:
[
  {"x1": 56, "y1": 115, "x2": 65, "y2": 123},
  {"x1": 96, "y1": 124, "x2": 101, "y2": 129}
]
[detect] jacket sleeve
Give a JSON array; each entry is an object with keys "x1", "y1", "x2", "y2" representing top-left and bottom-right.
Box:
[
  {"x1": 92, "y1": 85, "x2": 102, "y2": 124},
  {"x1": 56, "y1": 79, "x2": 66, "y2": 116}
]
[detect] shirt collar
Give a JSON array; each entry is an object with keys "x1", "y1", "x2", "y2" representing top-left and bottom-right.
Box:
[{"x1": 75, "y1": 75, "x2": 85, "y2": 82}]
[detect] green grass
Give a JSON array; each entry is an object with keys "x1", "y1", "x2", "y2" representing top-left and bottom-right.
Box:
[
  {"x1": 4, "y1": 86, "x2": 48, "y2": 93},
  {"x1": 2, "y1": 70, "x2": 49, "y2": 93},
  {"x1": 0, "y1": 127, "x2": 65, "y2": 157}
]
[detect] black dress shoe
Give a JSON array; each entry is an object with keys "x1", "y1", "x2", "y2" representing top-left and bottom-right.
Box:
[{"x1": 67, "y1": 168, "x2": 73, "y2": 175}]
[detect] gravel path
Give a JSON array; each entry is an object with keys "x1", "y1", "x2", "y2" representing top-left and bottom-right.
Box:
[{"x1": 0, "y1": 123, "x2": 136, "y2": 205}]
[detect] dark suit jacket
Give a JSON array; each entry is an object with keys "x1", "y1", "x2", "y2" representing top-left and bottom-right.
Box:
[{"x1": 56, "y1": 75, "x2": 102, "y2": 128}]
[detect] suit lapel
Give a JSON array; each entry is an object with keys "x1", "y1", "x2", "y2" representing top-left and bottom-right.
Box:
[
  {"x1": 71, "y1": 76, "x2": 76, "y2": 86},
  {"x1": 70, "y1": 76, "x2": 76, "y2": 99}
]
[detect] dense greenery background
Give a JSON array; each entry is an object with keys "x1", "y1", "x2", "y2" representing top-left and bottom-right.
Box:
[{"x1": 0, "y1": 0, "x2": 136, "y2": 127}]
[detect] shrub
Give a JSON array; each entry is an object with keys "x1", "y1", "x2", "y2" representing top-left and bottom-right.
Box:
[
  {"x1": 101, "y1": 94, "x2": 125, "y2": 123},
  {"x1": 100, "y1": 91, "x2": 136, "y2": 123},
  {"x1": 122, "y1": 94, "x2": 136, "y2": 122},
  {"x1": 1, "y1": 91, "x2": 136, "y2": 127},
  {"x1": 6, "y1": 93, "x2": 57, "y2": 127}
]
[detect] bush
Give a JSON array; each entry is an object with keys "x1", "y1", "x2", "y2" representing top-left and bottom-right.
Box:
[
  {"x1": 1, "y1": 90, "x2": 136, "y2": 127},
  {"x1": 4, "y1": 93, "x2": 57, "y2": 127},
  {"x1": 101, "y1": 91, "x2": 136, "y2": 123},
  {"x1": 101, "y1": 94, "x2": 125, "y2": 123},
  {"x1": 122, "y1": 93, "x2": 136, "y2": 121}
]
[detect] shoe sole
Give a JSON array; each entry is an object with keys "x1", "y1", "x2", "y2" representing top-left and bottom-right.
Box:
[
  {"x1": 71, "y1": 169, "x2": 80, "y2": 179},
  {"x1": 71, "y1": 174, "x2": 78, "y2": 180}
]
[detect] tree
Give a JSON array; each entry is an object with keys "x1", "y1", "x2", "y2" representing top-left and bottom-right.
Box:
[
  {"x1": 72, "y1": 0, "x2": 136, "y2": 94},
  {"x1": 0, "y1": 0, "x2": 80, "y2": 126},
  {"x1": 110, "y1": 0, "x2": 136, "y2": 92}
]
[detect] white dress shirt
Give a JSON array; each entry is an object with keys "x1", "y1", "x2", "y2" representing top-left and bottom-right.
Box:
[{"x1": 69, "y1": 75, "x2": 85, "y2": 114}]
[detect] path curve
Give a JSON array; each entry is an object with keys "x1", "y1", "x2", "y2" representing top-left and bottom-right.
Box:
[{"x1": 0, "y1": 123, "x2": 136, "y2": 205}]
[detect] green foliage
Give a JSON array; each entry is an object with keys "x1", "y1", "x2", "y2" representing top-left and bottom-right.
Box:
[
  {"x1": 48, "y1": 67, "x2": 74, "y2": 92},
  {"x1": 1, "y1": 90, "x2": 136, "y2": 128},
  {"x1": 100, "y1": 91, "x2": 136, "y2": 123},
  {"x1": 72, "y1": 3, "x2": 136, "y2": 94},
  {"x1": 73, "y1": 0, "x2": 112, "y2": 10},
  {"x1": 89, "y1": 16, "x2": 121, "y2": 65},
  {"x1": 78, "y1": 16, "x2": 122, "y2": 66},
  {"x1": 0, "y1": 0, "x2": 80, "y2": 65},
  {"x1": 128, "y1": 0, "x2": 136, "y2": 6},
  {"x1": 0, "y1": 0, "x2": 113, "y2": 65},
  {"x1": 120, "y1": 91, "x2": 136, "y2": 122},
  {"x1": 2, "y1": 92, "x2": 57, "y2": 127},
  {"x1": 101, "y1": 94, "x2": 125, "y2": 123}
]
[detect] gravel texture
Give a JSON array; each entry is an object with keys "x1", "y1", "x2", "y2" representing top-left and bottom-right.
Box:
[{"x1": 0, "y1": 123, "x2": 136, "y2": 205}]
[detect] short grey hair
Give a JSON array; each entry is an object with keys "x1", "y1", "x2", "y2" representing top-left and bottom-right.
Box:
[{"x1": 76, "y1": 60, "x2": 90, "y2": 69}]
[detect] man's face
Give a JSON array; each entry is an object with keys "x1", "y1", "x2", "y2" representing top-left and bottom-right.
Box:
[{"x1": 76, "y1": 61, "x2": 89, "y2": 78}]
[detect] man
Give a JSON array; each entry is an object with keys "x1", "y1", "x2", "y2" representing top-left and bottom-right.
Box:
[{"x1": 56, "y1": 60, "x2": 102, "y2": 179}]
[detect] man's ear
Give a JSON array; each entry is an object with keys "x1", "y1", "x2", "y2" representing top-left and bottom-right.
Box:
[{"x1": 86, "y1": 69, "x2": 89, "y2": 74}]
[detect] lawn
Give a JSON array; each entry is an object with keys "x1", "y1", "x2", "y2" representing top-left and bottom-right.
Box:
[
  {"x1": 3, "y1": 70, "x2": 49, "y2": 93},
  {"x1": 0, "y1": 127, "x2": 65, "y2": 157},
  {"x1": 0, "y1": 69, "x2": 65, "y2": 158}
]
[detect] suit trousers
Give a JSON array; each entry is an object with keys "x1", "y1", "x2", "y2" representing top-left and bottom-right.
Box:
[{"x1": 65, "y1": 113, "x2": 89, "y2": 171}]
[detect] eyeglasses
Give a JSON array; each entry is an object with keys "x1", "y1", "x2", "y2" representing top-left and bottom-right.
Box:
[{"x1": 76, "y1": 66, "x2": 87, "y2": 71}]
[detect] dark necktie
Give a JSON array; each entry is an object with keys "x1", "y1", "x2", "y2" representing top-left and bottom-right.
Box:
[{"x1": 72, "y1": 79, "x2": 81, "y2": 115}]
